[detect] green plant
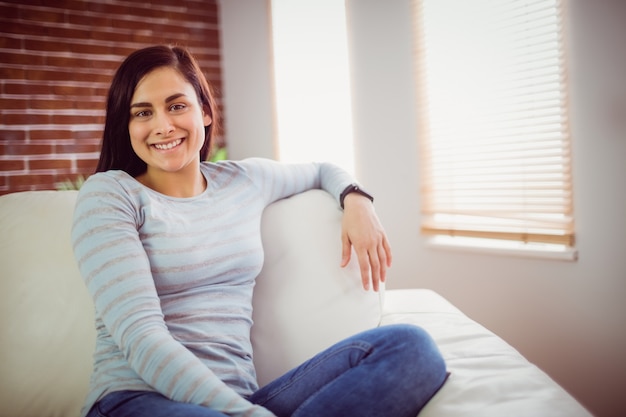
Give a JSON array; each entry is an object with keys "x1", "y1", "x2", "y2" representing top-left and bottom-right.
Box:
[
  {"x1": 56, "y1": 175, "x2": 86, "y2": 191},
  {"x1": 209, "y1": 146, "x2": 228, "y2": 162}
]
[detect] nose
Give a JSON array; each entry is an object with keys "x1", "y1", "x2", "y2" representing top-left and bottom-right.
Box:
[{"x1": 154, "y1": 111, "x2": 174, "y2": 136}]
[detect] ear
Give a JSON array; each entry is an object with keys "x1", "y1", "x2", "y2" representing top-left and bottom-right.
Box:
[{"x1": 203, "y1": 109, "x2": 212, "y2": 127}]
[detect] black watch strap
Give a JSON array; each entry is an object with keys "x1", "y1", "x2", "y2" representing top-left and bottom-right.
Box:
[{"x1": 340, "y1": 184, "x2": 374, "y2": 209}]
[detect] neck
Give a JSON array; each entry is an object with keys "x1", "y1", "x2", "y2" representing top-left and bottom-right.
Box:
[{"x1": 136, "y1": 166, "x2": 207, "y2": 198}]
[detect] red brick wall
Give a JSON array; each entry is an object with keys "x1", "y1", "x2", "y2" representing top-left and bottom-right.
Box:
[{"x1": 0, "y1": 0, "x2": 224, "y2": 195}]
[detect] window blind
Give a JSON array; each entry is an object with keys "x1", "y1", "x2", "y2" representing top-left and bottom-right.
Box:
[{"x1": 413, "y1": 0, "x2": 575, "y2": 246}]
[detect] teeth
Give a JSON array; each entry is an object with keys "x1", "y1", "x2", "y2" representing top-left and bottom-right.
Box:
[{"x1": 154, "y1": 139, "x2": 182, "y2": 150}]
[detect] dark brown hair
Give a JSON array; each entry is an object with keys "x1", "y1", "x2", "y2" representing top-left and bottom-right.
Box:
[{"x1": 95, "y1": 45, "x2": 220, "y2": 176}]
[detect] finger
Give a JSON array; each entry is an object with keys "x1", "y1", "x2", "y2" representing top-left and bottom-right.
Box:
[
  {"x1": 377, "y1": 244, "x2": 388, "y2": 284},
  {"x1": 369, "y1": 249, "x2": 381, "y2": 292},
  {"x1": 356, "y1": 249, "x2": 371, "y2": 290},
  {"x1": 341, "y1": 234, "x2": 351, "y2": 267},
  {"x1": 383, "y1": 236, "x2": 393, "y2": 267}
]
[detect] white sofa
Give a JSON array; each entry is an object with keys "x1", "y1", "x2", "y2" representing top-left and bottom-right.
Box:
[{"x1": 0, "y1": 189, "x2": 592, "y2": 417}]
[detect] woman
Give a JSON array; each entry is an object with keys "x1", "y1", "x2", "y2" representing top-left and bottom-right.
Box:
[{"x1": 71, "y1": 45, "x2": 447, "y2": 417}]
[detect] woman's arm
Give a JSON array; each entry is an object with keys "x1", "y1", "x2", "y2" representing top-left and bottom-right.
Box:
[{"x1": 235, "y1": 158, "x2": 392, "y2": 291}]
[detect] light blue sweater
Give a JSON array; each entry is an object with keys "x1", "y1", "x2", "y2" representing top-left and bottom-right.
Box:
[{"x1": 71, "y1": 158, "x2": 354, "y2": 417}]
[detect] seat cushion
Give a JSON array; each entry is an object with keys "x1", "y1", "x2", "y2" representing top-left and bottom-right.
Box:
[{"x1": 380, "y1": 289, "x2": 592, "y2": 417}]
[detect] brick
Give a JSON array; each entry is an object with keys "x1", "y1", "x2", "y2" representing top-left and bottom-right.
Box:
[
  {"x1": 30, "y1": 98, "x2": 75, "y2": 110},
  {"x1": 56, "y1": 143, "x2": 101, "y2": 154},
  {"x1": 66, "y1": 12, "x2": 112, "y2": 28},
  {"x1": 0, "y1": 51, "x2": 46, "y2": 66},
  {"x1": 51, "y1": 114, "x2": 103, "y2": 125},
  {"x1": 55, "y1": 0, "x2": 89, "y2": 12},
  {"x1": 30, "y1": 159, "x2": 73, "y2": 170},
  {"x1": 51, "y1": 84, "x2": 108, "y2": 97},
  {"x1": 23, "y1": 7, "x2": 66, "y2": 24},
  {"x1": 45, "y1": 55, "x2": 119, "y2": 72},
  {"x1": 30, "y1": 130, "x2": 74, "y2": 140},
  {"x1": 0, "y1": 4, "x2": 20, "y2": 20},
  {"x1": 73, "y1": 129, "x2": 104, "y2": 140},
  {"x1": 0, "y1": 130, "x2": 27, "y2": 141},
  {"x1": 8, "y1": 174, "x2": 56, "y2": 188},
  {"x1": 26, "y1": 67, "x2": 111, "y2": 83},
  {"x1": 77, "y1": 156, "x2": 98, "y2": 166},
  {"x1": 0, "y1": 98, "x2": 29, "y2": 110},
  {"x1": 88, "y1": 28, "x2": 133, "y2": 44},
  {"x1": 0, "y1": 66, "x2": 26, "y2": 80},
  {"x1": 77, "y1": 99, "x2": 107, "y2": 111},
  {"x1": 4, "y1": 82, "x2": 53, "y2": 95},
  {"x1": 0, "y1": 36, "x2": 22, "y2": 50},
  {"x1": 0, "y1": 143, "x2": 54, "y2": 156},
  {"x1": 0, "y1": 160, "x2": 26, "y2": 171},
  {"x1": 1, "y1": 113, "x2": 51, "y2": 125}
]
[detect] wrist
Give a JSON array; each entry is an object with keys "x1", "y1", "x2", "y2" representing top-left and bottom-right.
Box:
[{"x1": 339, "y1": 184, "x2": 374, "y2": 209}]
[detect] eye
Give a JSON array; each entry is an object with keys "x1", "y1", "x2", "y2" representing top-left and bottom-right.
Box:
[
  {"x1": 170, "y1": 103, "x2": 187, "y2": 112},
  {"x1": 133, "y1": 109, "x2": 152, "y2": 118}
]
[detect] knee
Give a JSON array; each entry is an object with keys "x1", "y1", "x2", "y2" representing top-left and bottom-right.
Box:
[
  {"x1": 381, "y1": 324, "x2": 446, "y2": 376},
  {"x1": 381, "y1": 323, "x2": 435, "y2": 350}
]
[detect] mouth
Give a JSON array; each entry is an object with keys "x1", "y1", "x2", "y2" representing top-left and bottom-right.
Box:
[{"x1": 152, "y1": 138, "x2": 183, "y2": 150}]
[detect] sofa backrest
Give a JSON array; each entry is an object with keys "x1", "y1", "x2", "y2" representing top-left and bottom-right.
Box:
[
  {"x1": 0, "y1": 190, "x2": 94, "y2": 417},
  {"x1": 0, "y1": 188, "x2": 382, "y2": 416}
]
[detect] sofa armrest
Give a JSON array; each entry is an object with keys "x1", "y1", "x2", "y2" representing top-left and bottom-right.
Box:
[{"x1": 252, "y1": 189, "x2": 382, "y2": 386}]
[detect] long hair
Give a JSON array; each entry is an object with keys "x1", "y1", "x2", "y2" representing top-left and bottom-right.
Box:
[{"x1": 95, "y1": 45, "x2": 220, "y2": 176}]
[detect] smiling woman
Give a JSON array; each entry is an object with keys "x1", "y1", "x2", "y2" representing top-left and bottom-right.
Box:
[{"x1": 69, "y1": 44, "x2": 443, "y2": 417}]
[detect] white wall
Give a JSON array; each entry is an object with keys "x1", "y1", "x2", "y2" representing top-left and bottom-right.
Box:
[
  {"x1": 218, "y1": 0, "x2": 277, "y2": 160},
  {"x1": 219, "y1": 1, "x2": 626, "y2": 416}
]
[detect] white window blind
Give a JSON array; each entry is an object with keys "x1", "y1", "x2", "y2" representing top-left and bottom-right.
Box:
[{"x1": 414, "y1": 0, "x2": 575, "y2": 247}]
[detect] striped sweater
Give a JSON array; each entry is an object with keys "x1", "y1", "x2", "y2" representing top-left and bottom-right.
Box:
[{"x1": 71, "y1": 158, "x2": 353, "y2": 417}]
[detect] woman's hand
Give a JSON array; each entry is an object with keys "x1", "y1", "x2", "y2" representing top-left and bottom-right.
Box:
[{"x1": 340, "y1": 193, "x2": 392, "y2": 291}]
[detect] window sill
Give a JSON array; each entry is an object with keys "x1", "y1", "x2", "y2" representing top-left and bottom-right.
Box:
[{"x1": 426, "y1": 236, "x2": 578, "y2": 261}]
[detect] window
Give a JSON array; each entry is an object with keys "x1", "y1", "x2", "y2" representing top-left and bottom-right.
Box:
[
  {"x1": 413, "y1": 0, "x2": 575, "y2": 257},
  {"x1": 270, "y1": 0, "x2": 355, "y2": 173}
]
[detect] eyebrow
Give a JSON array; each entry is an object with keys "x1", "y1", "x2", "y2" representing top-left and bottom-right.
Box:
[{"x1": 130, "y1": 93, "x2": 187, "y2": 109}]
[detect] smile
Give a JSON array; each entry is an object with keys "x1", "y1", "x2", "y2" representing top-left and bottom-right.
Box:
[{"x1": 153, "y1": 138, "x2": 183, "y2": 150}]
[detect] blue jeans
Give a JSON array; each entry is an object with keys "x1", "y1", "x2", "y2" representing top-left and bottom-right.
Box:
[{"x1": 87, "y1": 324, "x2": 447, "y2": 417}]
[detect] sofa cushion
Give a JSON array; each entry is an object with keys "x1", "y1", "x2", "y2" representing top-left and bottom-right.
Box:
[
  {"x1": 251, "y1": 189, "x2": 383, "y2": 386},
  {"x1": 0, "y1": 190, "x2": 95, "y2": 417}
]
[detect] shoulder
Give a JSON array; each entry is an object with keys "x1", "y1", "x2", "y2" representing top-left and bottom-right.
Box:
[
  {"x1": 202, "y1": 158, "x2": 274, "y2": 172},
  {"x1": 75, "y1": 171, "x2": 143, "y2": 214},
  {"x1": 201, "y1": 158, "x2": 279, "y2": 182},
  {"x1": 77, "y1": 171, "x2": 138, "y2": 198}
]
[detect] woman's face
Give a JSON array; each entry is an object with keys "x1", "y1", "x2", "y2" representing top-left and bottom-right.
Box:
[{"x1": 128, "y1": 66, "x2": 211, "y2": 178}]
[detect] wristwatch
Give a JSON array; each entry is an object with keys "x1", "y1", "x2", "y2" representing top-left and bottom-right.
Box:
[{"x1": 340, "y1": 184, "x2": 374, "y2": 209}]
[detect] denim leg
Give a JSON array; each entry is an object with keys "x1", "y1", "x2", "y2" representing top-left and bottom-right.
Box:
[
  {"x1": 87, "y1": 390, "x2": 229, "y2": 417},
  {"x1": 249, "y1": 324, "x2": 447, "y2": 417}
]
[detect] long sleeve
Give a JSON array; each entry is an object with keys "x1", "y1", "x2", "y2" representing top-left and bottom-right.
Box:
[
  {"x1": 71, "y1": 173, "x2": 275, "y2": 417},
  {"x1": 232, "y1": 157, "x2": 354, "y2": 207}
]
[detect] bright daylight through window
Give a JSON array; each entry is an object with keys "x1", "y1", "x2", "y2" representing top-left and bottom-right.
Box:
[
  {"x1": 414, "y1": 0, "x2": 575, "y2": 259},
  {"x1": 270, "y1": 0, "x2": 355, "y2": 174}
]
